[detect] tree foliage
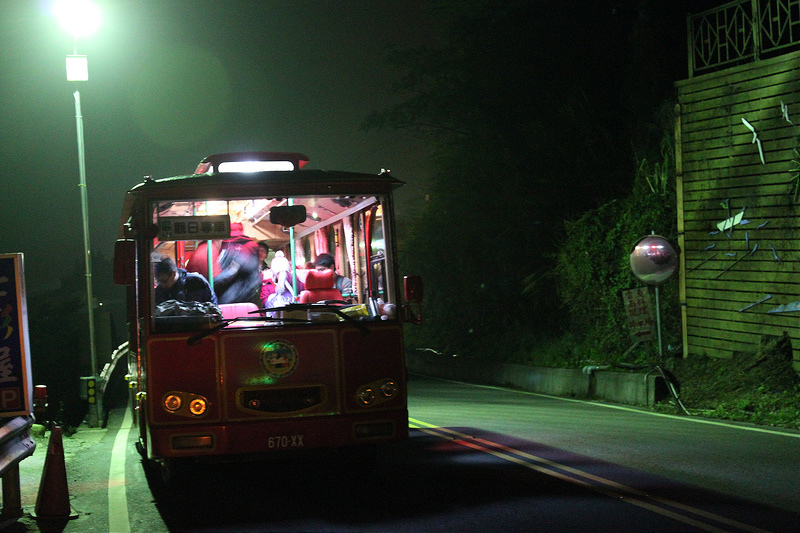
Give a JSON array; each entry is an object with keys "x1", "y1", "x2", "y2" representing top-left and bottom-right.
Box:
[
  {"x1": 371, "y1": 1, "x2": 689, "y2": 361},
  {"x1": 552, "y1": 118, "x2": 680, "y2": 360}
]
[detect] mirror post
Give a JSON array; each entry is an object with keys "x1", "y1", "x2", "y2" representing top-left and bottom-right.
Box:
[
  {"x1": 655, "y1": 279, "x2": 662, "y2": 358},
  {"x1": 629, "y1": 233, "x2": 679, "y2": 359}
]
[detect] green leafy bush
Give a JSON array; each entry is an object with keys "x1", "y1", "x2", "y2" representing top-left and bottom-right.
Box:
[{"x1": 546, "y1": 129, "x2": 680, "y2": 364}]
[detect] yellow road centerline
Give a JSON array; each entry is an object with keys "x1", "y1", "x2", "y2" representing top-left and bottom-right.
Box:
[{"x1": 409, "y1": 418, "x2": 773, "y2": 533}]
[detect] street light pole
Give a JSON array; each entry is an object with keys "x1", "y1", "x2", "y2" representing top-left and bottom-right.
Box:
[
  {"x1": 58, "y1": 0, "x2": 103, "y2": 427},
  {"x1": 73, "y1": 86, "x2": 100, "y2": 427}
]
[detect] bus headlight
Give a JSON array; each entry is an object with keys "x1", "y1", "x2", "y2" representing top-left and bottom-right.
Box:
[
  {"x1": 357, "y1": 387, "x2": 376, "y2": 405},
  {"x1": 356, "y1": 379, "x2": 400, "y2": 407},
  {"x1": 162, "y1": 391, "x2": 209, "y2": 417},
  {"x1": 380, "y1": 380, "x2": 398, "y2": 398},
  {"x1": 164, "y1": 394, "x2": 182, "y2": 412},
  {"x1": 189, "y1": 398, "x2": 207, "y2": 416}
]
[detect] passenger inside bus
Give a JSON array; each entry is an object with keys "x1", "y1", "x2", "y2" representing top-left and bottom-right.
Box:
[
  {"x1": 211, "y1": 223, "x2": 262, "y2": 306},
  {"x1": 265, "y1": 251, "x2": 295, "y2": 308},
  {"x1": 149, "y1": 194, "x2": 397, "y2": 325},
  {"x1": 265, "y1": 250, "x2": 294, "y2": 308},
  {"x1": 314, "y1": 253, "x2": 352, "y2": 297},
  {"x1": 184, "y1": 240, "x2": 220, "y2": 280},
  {"x1": 257, "y1": 241, "x2": 275, "y2": 306},
  {"x1": 154, "y1": 256, "x2": 218, "y2": 306}
]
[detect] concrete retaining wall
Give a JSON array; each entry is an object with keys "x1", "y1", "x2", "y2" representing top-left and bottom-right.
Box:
[{"x1": 406, "y1": 351, "x2": 668, "y2": 406}]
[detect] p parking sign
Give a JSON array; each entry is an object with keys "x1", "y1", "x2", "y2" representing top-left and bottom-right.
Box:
[{"x1": 0, "y1": 254, "x2": 33, "y2": 416}]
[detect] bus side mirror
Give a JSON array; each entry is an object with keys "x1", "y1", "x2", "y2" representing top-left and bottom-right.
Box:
[
  {"x1": 113, "y1": 239, "x2": 136, "y2": 286},
  {"x1": 403, "y1": 275, "x2": 423, "y2": 325},
  {"x1": 404, "y1": 275, "x2": 423, "y2": 303}
]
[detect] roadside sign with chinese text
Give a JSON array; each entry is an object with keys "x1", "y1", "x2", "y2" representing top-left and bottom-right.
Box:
[
  {"x1": 0, "y1": 254, "x2": 33, "y2": 416},
  {"x1": 622, "y1": 287, "x2": 655, "y2": 342}
]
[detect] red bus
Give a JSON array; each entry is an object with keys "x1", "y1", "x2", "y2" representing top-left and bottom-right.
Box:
[{"x1": 113, "y1": 151, "x2": 422, "y2": 473}]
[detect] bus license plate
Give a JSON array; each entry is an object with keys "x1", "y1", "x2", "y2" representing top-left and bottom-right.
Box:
[{"x1": 267, "y1": 434, "x2": 304, "y2": 449}]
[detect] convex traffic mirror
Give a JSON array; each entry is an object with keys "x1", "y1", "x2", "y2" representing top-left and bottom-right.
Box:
[{"x1": 629, "y1": 235, "x2": 678, "y2": 285}]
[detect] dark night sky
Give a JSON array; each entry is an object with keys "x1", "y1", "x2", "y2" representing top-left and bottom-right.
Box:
[
  {"x1": 0, "y1": 0, "x2": 719, "y2": 300},
  {"x1": 0, "y1": 0, "x2": 438, "y2": 296}
]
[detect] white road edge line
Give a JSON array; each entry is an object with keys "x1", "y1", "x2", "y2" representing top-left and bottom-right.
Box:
[
  {"x1": 415, "y1": 374, "x2": 800, "y2": 438},
  {"x1": 108, "y1": 405, "x2": 133, "y2": 533}
]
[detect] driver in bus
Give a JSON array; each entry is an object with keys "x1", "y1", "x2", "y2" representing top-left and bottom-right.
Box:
[{"x1": 154, "y1": 256, "x2": 218, "y2": 305}]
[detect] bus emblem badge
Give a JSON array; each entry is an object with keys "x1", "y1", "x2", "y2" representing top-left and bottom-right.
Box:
[{"x1": 259, "y1": 340, "x2": 299, "y2": 378}]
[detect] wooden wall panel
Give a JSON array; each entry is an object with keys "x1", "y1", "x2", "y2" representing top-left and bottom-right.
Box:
[{"x1": 675, "y1": 50, "x2": 800, "y2": 369}]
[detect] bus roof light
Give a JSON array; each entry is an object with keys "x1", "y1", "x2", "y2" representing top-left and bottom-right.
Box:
[
  {"x1": 194, "y1": 151, "x2": 310, "y2": 174},
  {"x1": 218, "y1": 160, "x2": 295, "y2": 173}
]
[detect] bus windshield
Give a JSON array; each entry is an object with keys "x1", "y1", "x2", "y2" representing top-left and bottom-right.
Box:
[{"x1": 148, "y1": 192, "x2": 395, "y2": 332}]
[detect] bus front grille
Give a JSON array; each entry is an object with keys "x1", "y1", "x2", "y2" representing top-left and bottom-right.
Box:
[{"x1": 238, "y1": 386, "x2": 324, "y2": 413}]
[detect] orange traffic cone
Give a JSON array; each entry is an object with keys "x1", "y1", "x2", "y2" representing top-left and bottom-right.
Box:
[{"x1": 32, "y1": 425, "x2": 78, "y2": 520}]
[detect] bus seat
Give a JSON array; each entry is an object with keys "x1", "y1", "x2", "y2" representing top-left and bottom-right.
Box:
[
  {"x1": 219, "y1": 302, "x2": 258, "y2": 320},
  {"x1": 298, "y1": 269, "x2": 342, "y2": 303}
]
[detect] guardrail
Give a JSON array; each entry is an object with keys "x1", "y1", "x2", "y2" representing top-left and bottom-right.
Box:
[
  {"x1": 0, "y1": 416, "x2": 36, "y2": 527},
  {"x1": 688, "y1": 0, "x2": 800, "y2": 77}
]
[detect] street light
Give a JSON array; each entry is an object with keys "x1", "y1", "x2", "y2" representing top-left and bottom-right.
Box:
[
  {"x1": 54, "y1": 0, "x2": 102, "y2": 40},
  {"x1": 54, "y1": 0, "x2": 102, "y2": 427}
]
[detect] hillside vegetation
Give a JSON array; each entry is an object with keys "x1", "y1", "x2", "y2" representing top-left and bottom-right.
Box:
[
  {"x1": 372, "y1": 2, "x2": 800, "y2": 431},
  {"x1": 660, "y1": 336, "x2": 800, "y2": 430}
]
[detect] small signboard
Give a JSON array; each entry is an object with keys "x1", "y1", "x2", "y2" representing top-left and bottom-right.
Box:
[
  {"x1": 0, "y1": 254, "x2": 33, "y2": 416},
  {"x1": 157, "y1": 215, "x2": 231, "y2": 241},
  {"x1": 621, "y1": 287, "x2": 655, "y2": 342}
]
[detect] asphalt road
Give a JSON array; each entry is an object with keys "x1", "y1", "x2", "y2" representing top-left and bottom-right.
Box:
[
  {"x1": 10, "y1": 374, "x2": 800, "y2": 532},
  {"x1": 407, "y1": 375, "x2": 800, "y2": 514}
]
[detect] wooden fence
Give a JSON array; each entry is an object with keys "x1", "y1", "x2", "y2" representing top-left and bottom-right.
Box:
[{"x1": 675, "y1": 49, "x2": 800, "y2": 369}]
